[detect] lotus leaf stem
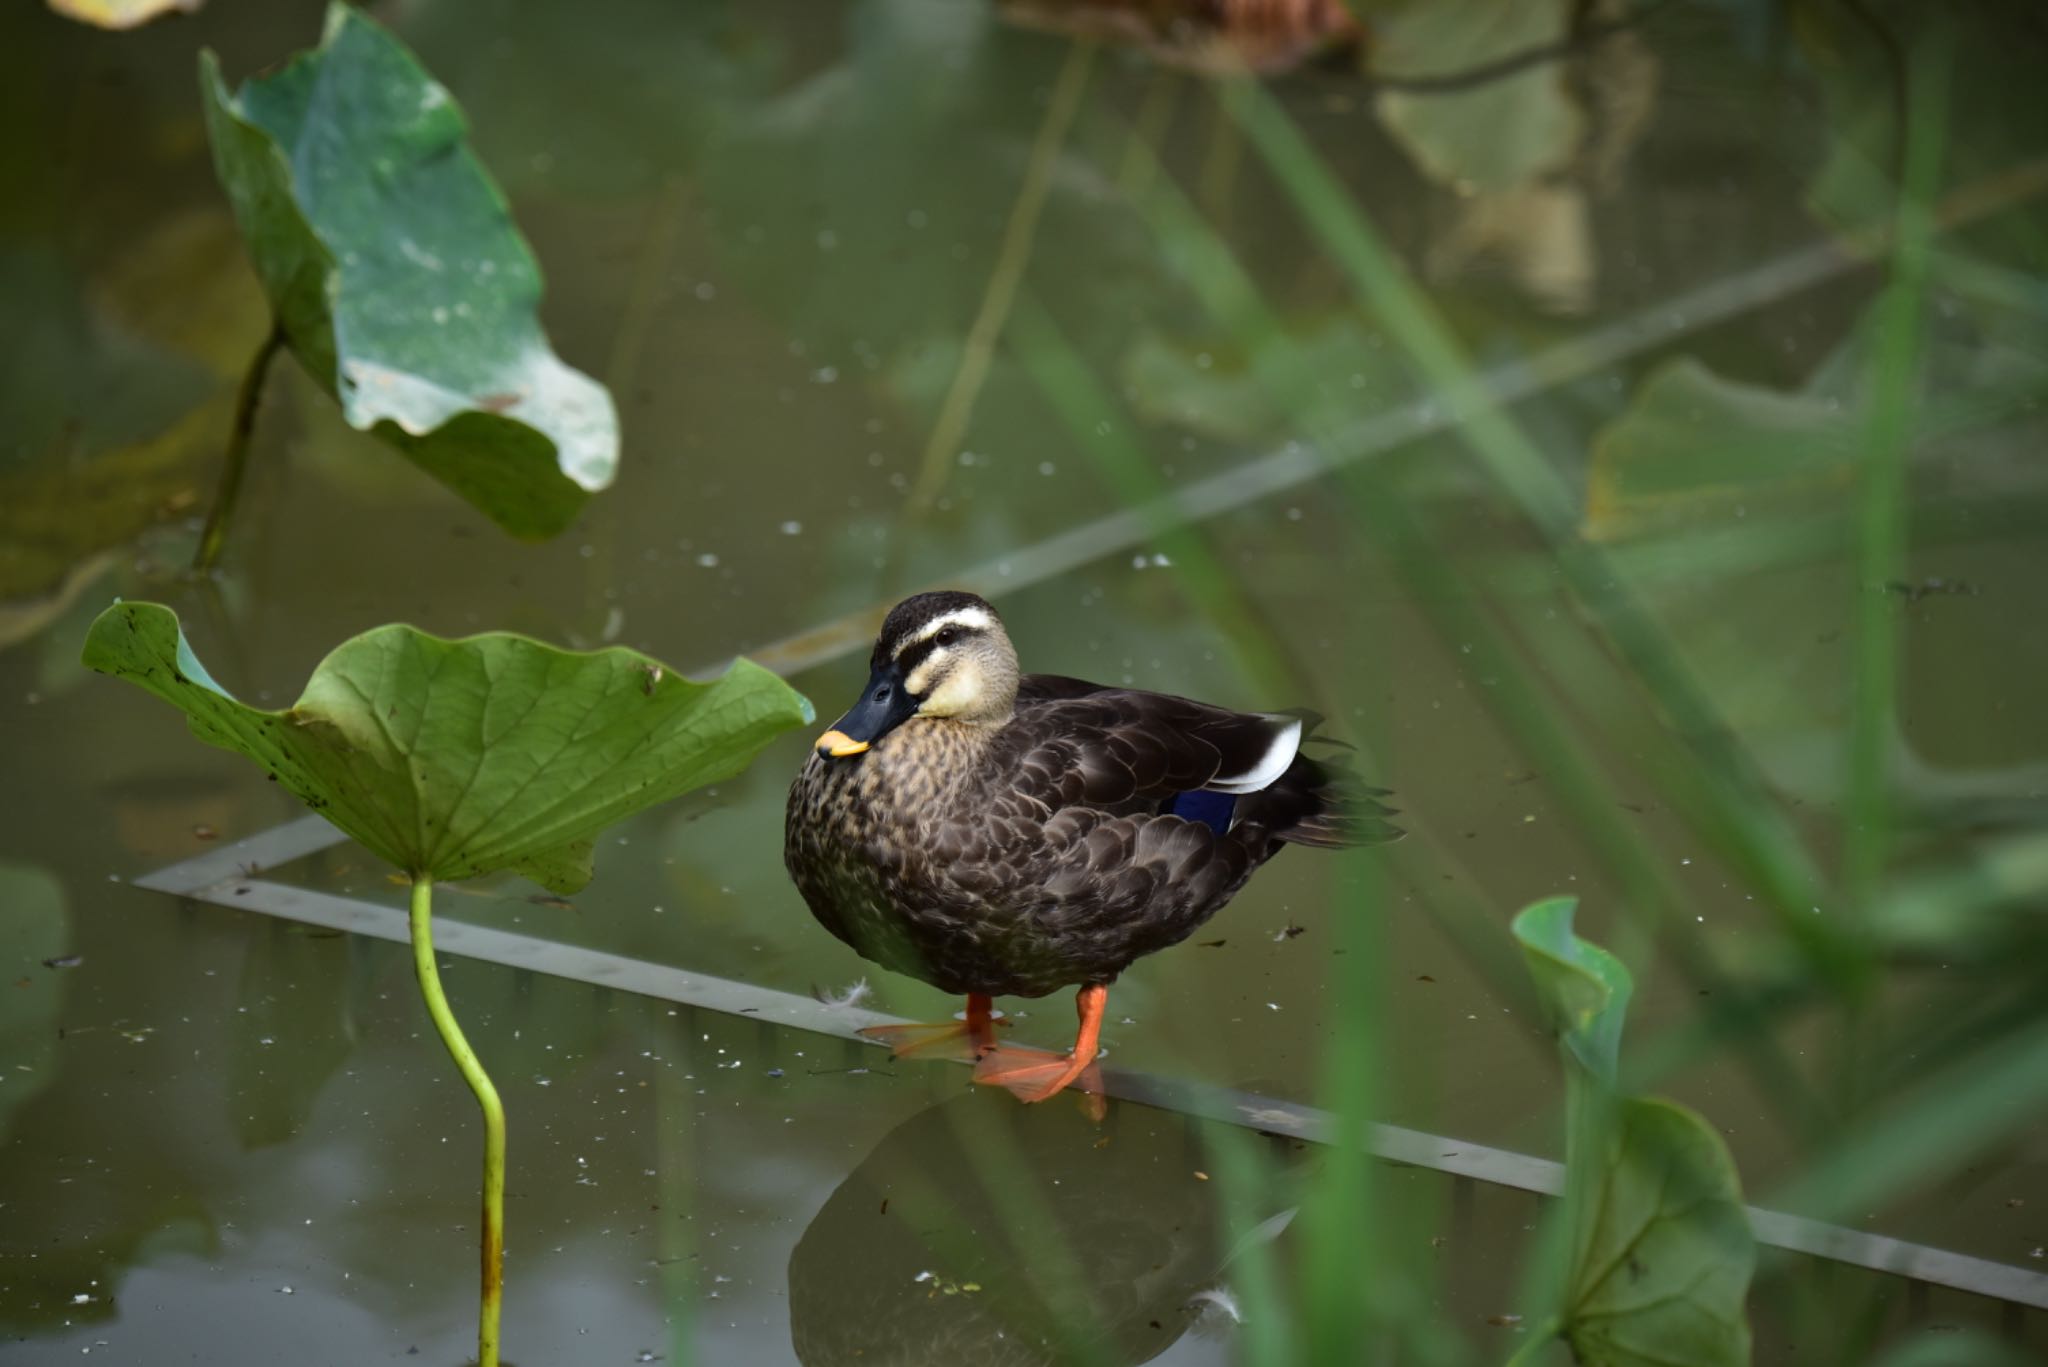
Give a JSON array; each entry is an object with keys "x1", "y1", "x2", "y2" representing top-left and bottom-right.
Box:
[
  {"x1": 194, "y1": 322, "x2": 285, "y2": 573},
  {"x1": 408, "y1": 874, "x2": 505, "y2": 1367}
]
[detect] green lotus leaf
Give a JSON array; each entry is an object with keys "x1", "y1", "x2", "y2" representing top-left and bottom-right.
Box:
[
  {"x1": 198, "y1": 2, "x2": 618, "y2": 540},
  {"x1": 1511, "y1": 895, "x2": 1632, "y2": 1087},
  {"x1": 80, "y1": 601, "x2": 812, "y2": 894},
  {"x1": 1560, "y1": 1097, "x2": 1755, "y2": 1367}
]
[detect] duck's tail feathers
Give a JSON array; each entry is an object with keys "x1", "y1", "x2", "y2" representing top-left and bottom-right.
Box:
[{"x1": 1255, "y1": 739, "x2": 1404, "y2": 849}]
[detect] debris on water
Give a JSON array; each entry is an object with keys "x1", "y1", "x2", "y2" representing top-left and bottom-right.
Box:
[
  {"x1": 1273, "y1": 922, "x2": 1305, "y2": 941},
  {"x1": 1885, "y1": 576, "x2": 1977, "y2": 603},
  {"x1": 765, "y1": 1068, "x2": 784, "y2": 1078},
  {"x1": 1486, "y1": 1313, "x2": 1523, "y2": 1327},
  {"x1": 1187, "y1": 1287, "x2": 1243, "y2": 1324},
  {"x1": 811, "y1": 978, "x2": 871, "y2": 1009},
  {"x1": 192, "y1": 824, "x2": 218, "y2": 840},
  {"x1": 1197, "y1": 938, "x2": 1226, "y2": 948},
  {"x1": 42, "y1": 954, "x2": 83, "y2": 970}
]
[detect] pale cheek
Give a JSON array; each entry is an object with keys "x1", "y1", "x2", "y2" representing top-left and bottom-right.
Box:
[{"x1": 919, "y1": 667, "x2": 982, "y2": 717}]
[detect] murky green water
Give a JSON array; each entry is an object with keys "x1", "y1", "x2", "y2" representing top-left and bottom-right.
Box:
[{"x1": 5, "y1": 1, "x2": 2047, "y2": 1362}]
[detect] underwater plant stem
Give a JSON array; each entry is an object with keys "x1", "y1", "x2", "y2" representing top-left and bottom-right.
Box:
[
  {"x1": 408, "y1": 875, "x2": 506, "y2": 1367},
  {"x1": 193, "y1": 322, "x2": 285, "y2": 574},
  {"x1": 905, "y1": 38, "x2": 1096, "y2": 513}
]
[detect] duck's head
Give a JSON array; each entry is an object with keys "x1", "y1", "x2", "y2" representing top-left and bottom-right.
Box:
[{"x1": 815, "y1": 591, "x2": 1019, "y2": 758}]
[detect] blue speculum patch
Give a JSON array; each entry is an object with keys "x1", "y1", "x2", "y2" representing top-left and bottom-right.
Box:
[{"x1": 1165, "y1": 789, "x2": 1236, "y2": 836}]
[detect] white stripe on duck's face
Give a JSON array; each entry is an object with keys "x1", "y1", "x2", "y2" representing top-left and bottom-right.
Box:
[{"x1": 891, "y1": 606, "x2": 995, "y2": 658}]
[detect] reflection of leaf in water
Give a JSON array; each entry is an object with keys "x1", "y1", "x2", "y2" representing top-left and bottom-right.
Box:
[
  {"x1": 0, "y1": 214, "x2": 267, "y2": 614},
  {"x1": 1585, "y1": 356, "x2": 1856, "y2": 542},
  {"x1": 0, "y1": 865, "x2": 68, "y2": 1149},
  {"x1": 45, "y1": 0, "x2": 200, "y2": 30},
  {"x1": 699, "y1": 0, "x2": 1160, "y2": 379},
  {"x1": 1589, "y1": 278, "x2": 2048, "y2": 542},
  {"x1": 399, "y1": 0, "x2": 778, "y2": 200},
  {"x1": 1370, "y1": 0, "x2": 1582, "y2": 194},
  {"x1": 229, "y1": 925, "x2": 357, "y2": 1149},
  {"x1": 1123, "y1": 314, "x2": 1410, "y2": 446},
  {"x1": 789, "y1": 1090, "x2": 1295, "y2": 1366},
  {"x1": 199, "y1": 3, "x2": 620, "y2": 540},
  {"x1": 1426, "y1": 181, "x2": 1596, "y2": 315},
  {"x1": 1585, "y1": 283, "x2": 2048, "y2": 823}
]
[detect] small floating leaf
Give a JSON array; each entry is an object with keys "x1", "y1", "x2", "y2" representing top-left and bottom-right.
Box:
[
  {"x1": 81, "y1": 602, "x2": 813, "y2": 893},
  {"x1": 198, "y1": 2, "x2": 618, "y2": 539}
]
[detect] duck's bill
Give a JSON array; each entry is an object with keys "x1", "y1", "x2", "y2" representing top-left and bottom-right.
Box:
[
  {"x1": 815, "y1": 661, "x2": 916, "y2": 757},
  {"x1": 815, "y1": 729, "x2": 871, "y2": 758}
]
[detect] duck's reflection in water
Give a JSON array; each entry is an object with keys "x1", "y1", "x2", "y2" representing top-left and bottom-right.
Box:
[{"x1": 789, "y1": 1090, "x2": 1296, "y2": 1366}]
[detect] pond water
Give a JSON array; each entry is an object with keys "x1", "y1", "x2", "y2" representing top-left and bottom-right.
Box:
[{"x1": 4, "y1": 1, "x2": 2047, "y2": 1363}]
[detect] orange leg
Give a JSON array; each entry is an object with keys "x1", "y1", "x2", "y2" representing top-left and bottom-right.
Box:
[
  {"x1": 972, "y1": 984, "x2": 1108, "y2": 1103},
  {"x1": 858, "y1": 993, "x2": 1004, "y2": 1061}
]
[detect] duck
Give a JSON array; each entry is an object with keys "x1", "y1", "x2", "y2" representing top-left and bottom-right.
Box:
[{"x1": 784, "y1": 590, "x2": 1400, "y2": 1102}]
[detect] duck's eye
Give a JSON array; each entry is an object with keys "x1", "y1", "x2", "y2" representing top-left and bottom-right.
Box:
[
  {"x1": 935, "y1": 626, "x2": 960, "y2": 647},
  {"x1": 872, "y1": 683, "x2": 892, "y2": 702}
]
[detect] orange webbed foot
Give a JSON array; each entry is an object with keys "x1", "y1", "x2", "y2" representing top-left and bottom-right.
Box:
[
  {"x1": 971, "y1": 983, "x2": 1109, "y2": 1113},
  {"x1": 971, "y1": 1043, "x2": 1104, "y2": 1103},
  {"x1": 857, "y1": 1018, "x2": 1006, "y2": 1061},
  {"x1": 856, "y1": 994, "x2": 1004, "y2": 1061}
]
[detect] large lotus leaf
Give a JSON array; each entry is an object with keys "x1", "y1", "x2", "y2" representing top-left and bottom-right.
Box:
[
  {"x1": 1512, "y1": 896, "x2": 1631, "y2": 1088},
  {"x1": 1560, "y1": 1097, "x2": 1754, "y2": 1367},
  {"x1": 80, "y1": 602, "x2": 813, "y2": 894},
  {"x1": 198, "y1": 2, "x2": 618, "y2": 540},
  {"x1": 1369, "y1": 0, "x2": 1583, "y2": 194},
  {"x1": 0, "y1": 865, "x2": 68, "y2": 1149}
]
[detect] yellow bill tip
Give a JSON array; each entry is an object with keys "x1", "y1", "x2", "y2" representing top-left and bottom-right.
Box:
[{"x1": 816, "y1": 729, "x2": 870, "y2": 758}]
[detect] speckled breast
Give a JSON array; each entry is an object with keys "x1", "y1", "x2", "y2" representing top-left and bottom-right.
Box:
[{"x1": 782, "y1": 736, "x2": 1073, "y2": 998}]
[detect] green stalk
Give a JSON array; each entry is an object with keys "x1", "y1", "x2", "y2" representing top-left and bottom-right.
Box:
[
  {"x1": 193, "y1": 322, "x2": 285, "y2": 574},
  {"x1": 409, "y1": 875, "x2": 506, "y2": 1367},
  {"x1": 904, "y1": 38, "x2": 1096, "y2": 513},
  {"x1": 1843, "y1": 29, "x2": 1950, "y2": 916}
]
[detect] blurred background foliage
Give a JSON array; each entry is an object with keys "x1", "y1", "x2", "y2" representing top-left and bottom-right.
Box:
[{"x1": 3, "y1": 0, "x2": 2048, "y2": 1363}]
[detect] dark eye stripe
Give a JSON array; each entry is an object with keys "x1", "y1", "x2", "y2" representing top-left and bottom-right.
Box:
[{"x1": 895, "y1": 637, "x2": 941, "y2": 680}]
